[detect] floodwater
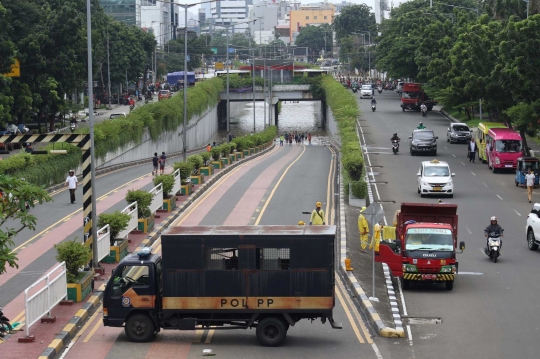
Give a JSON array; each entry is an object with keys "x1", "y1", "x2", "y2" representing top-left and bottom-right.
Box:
[{"x1": 229, "y1": 101, "x2": 326, "y2": 137}]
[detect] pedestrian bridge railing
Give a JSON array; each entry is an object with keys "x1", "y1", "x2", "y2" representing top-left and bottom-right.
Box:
[
  {"x1": 117, "y1": 201, "x2": 138, "y2": 240},
  {"x1": 149, "y1": 183, "x2": 163, "y2": 215},
  {"x1": 23, "y1": 262, "x2": 67, "y2": 338},
  {"x1": 96, "y1": 224, "x2": 110, "y2": 262},
  {"x1": 172, "y1": 169, "x2": 181, "y2": 196}
]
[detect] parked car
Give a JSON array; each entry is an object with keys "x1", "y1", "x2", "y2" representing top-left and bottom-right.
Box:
[
  {"x1": 158, "y1": 90, "x2": 171, "y2": 101},
  {"x1": 417, "y1": 159, "x2": 455, "y2": 198},
  {"x1": 396, "y1": 81, "x2": 405, "y2": 94},
  {"x1": 409, "y1": 129, "x2": 438, "y2": 156},
  {"x1": 447, "y1": 123, "x2": 472, "y2": 144},
  {"x1": 109, "y1": 113, "x2": 126, "y2": 119}
]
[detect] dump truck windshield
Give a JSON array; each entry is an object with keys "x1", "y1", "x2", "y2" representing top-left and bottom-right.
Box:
[{"x1": 406, "y1": 228, "x2": 453, "y2": 251}]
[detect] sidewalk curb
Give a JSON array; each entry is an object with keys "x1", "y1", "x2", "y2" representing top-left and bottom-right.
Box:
[
  {"x1": 37, "y1": 290, "x2": 103, "y2": 359},
  {"x1": 440, "y1": 110, "x2": 460, "y2": 123},
  {"x1": 336, "y1": 151, "x2": 405, "y2": 338}
]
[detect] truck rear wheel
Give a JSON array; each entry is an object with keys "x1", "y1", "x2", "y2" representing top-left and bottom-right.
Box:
[
  {"x1": 125, "y1": 313, "x2": 156, "y2": 342},
  {"x1": 256, "y1": 317, "x2": 287, "y2": 347}
]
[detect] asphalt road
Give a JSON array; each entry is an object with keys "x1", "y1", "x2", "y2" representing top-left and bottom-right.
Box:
[
  {"x1": 358, "y1": 90, "x2": 540, "y2": 358},
  {"x1": 60, "y1": 144, "x2": 394, "y2": 359}
]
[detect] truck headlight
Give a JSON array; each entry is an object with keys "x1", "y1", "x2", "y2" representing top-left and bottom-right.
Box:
[
  {"x1": 440, "y1": 265, "x2": 456, "y2": 273},
  {"x1": 495, "y1": 157, "x2": 500, "y2": 164},
  {"x1": 403, "y1": 264, "x2": 418, "y2": 272}
]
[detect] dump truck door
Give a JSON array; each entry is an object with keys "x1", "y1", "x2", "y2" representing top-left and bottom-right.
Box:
[{"x1": 375, "y1": 243, "x2": 403, "y2": 276}]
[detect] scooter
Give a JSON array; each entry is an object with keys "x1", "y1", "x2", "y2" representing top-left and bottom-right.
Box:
[
  {"x1": 421, "y1": 108, "x2": 427, "y2": 117},
  {"x1": 392, "y1": 140, "x2": 399, "y2": 154},
  {"x1": 378, "y1": 87, "x2": 382, "y2": 94},
  {"x1": 371, "y1": 104, "x2": 376, "y2": 112},
  {"x1": 352, "y1": 87, "x2": 358, "y2": 94},
  {"x1": 0, "y1": 307, "x2": 12, "y2": 337},
  {"x1": 129, "y1": 103, "x2": 135, "y2": 111},
  {"x1": 484, "y1": 232, "x2": 502, "y2": 263}
]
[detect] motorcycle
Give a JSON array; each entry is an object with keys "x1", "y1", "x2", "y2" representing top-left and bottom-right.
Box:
[
  {"x1": 392, "y1": 140, "x2": 399, "y2": 154},
  {"x1": 378, "y1": 86, "x2": 382, "y2": 94},
  {"x1": 421, "y1": 108, "x2": 427, "y2": 117},
  {"x1": 371, "y1": 104, "x2": 376, "y2": 112},
  {"x1": 0, "y1": 307, "x2": 12, "y2": 337},
  {"x1": 484, "y1": 232, "x2": 502, "y2": 263},
  {"x1": 129, "y1": 103, "x2": 135, "y2": 111}
]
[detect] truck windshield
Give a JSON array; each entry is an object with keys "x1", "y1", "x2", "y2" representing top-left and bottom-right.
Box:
[
  {"x1": 495, "y1": 140, "x2": 522, "y2": 153},
  {"x1": 406, "y1": 228, "x2": 453, "y2": 251},
  {"x1": 424, "y1": 166, "x2": 449, "y2": 177},
  {"x1": 402, "y1": 92, "x2": 419, "y2": 99},
  {"x1": 111, "y1": 265, "x2": 150, "y2": 297}
]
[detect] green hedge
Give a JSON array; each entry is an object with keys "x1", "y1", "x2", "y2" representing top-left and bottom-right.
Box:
[{"x1": 321, "y1": 76, "x2": 366, "y2": 199}]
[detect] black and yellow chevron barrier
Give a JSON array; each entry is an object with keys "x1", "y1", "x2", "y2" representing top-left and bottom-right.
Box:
[{"x1": 403, "y1": 273, "x2": 455, "y2": 281}]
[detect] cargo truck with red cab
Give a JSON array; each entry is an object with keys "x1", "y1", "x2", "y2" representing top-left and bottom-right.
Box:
[
  {"x1": 375, "y1": 203, "x2": 465, "y2": 290},
  {"x1": 401, "y1": 83, "x2": 437, "y2": 112},
  {"x1": 102, "y1": 225, "x2": 342, "y2": 346}
]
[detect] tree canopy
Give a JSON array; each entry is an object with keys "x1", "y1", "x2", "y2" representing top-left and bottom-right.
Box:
[{"x1": 294, "y1": 24, "x2": 332, "y2": 55}]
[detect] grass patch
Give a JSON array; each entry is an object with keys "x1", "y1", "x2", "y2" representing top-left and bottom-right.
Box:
[{"x1": 443, "y1": 107, "x2": 482, "y2": 128}]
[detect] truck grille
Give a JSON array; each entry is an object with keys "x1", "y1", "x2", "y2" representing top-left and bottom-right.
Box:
[{"x1": 417, "y1": 266, "x2": 440, "y2": 273}]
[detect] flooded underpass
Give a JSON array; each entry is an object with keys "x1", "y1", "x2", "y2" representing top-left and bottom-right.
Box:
[{"x1": 229, "y1": 101, "x2": 328, "y2": 144}]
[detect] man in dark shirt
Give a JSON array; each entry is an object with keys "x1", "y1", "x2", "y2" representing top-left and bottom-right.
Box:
[{"x1": 152, "y1": 152, "x2": 159, "y2": 176}]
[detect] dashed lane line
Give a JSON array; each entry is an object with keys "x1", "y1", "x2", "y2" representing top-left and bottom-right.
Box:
[
  {"x1": 465, "y1": 225, "x2": 472, "y2": 234},
  {"x1": 514, "y1": 209, "x2": 522, "y2": 216},
  {"x1": 452, "y1": 154, "x2": 456, "y2": 157},
  {"x1": 496, "y1": 194, "x2": 504, "y2": 201},
  {"x1": 483, "y1": 182, "x2": 488, "y2": 187},
  {"x1": 461, "y1": 162, "x2": 465, "y2": 166},
  {"x1": 471, "y1": 171, "x2": 476, "y2": 176}
]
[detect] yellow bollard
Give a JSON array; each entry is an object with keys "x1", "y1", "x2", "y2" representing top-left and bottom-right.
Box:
[{"x1": 345, "y1": 258, "x2": 353, "y2": 271}]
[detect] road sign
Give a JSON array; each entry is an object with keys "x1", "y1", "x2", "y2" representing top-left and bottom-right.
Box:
[
  {"x1": 362, "y1": 203, "x2": 385, "y2": 225},
  {"x1": 187, "y1": 55, "x2": 190, "y2": 62},
  {"x1": 211, "y1": 48, "x2": 218, "y2": 54},
  {"x1": 3, "y1": 59, "x2": 20, "y2": 77},
  {"x1": 228, "y1": 48, "x2": 235, "y2": 53}
]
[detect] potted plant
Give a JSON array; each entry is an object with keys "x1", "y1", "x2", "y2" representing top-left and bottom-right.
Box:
[
  {"x1": 55, "y1": 238, "x2": 92, "y2": 303},
  {"x1": 220, "y1": 143, "x2": 231, "y2": 166},
  {"x1": 153, "y1": 174, "x2": 176, "y2": 211},
  {"x1": 173, "y1": 161, "x2": 194, "y2": 195},
  {"x1": 125, "y1": 189, "x2": 154, "y2": 233},
  {"x1": 245, "y1": 136, "x2": 256, "y2": 154},
  {"x1": 98, "y1": 211, "x2": 131, "y2": 263},
  {"x1": 200, "y1": 152, "x2": 214, "y2": 176},
  {"x1": 211, "y1": 146, "x2": 223, "y2": 169},
  {"x1": 187, "y1": 155, "x2": 205, "y2": 184},
  {"x1": 232, "y1": 138, "x2": 245, "y2": 159},
  {"x1": 229, "y1": 142, "x2": 239, "y2": 161}
]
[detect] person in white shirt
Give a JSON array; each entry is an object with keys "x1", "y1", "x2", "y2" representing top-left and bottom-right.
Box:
[
  {"x1": 64, "y1": 170, "x2": 78, "y2": 204},
  {"x1": 468, "y1": 138, "x2": 478, "y2": 163},
  {"x1": 525, "y1": 168, "x2": 536, "y2": 203}
]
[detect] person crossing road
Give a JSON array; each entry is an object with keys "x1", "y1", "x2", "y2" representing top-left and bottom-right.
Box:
[{"x1": 310, "y1": 202, "x2": 325, "y2": 225}]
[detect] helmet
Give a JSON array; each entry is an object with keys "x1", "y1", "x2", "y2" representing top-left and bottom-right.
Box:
[
  {"x1": 490, "y1": 216, "x2": 497, "y2": 222},
  {"x1": 69, "y1": 169, "x2": 75, "y2": 174},
  {"x1": 316, "y1": 201, "x2": 322, "y2": 207},
  {"x1": 393, "y1": 133, "x2": 397, "y2": 136},
  {"x1": 419, "y1": 122, "x2": 423, "y2": 126},
  {"x1": 298, "y1": 221, "x2": 305, "y2": 225},
  {"x1": 361, "y1": 206, "x2": 367, "y2": 212}
]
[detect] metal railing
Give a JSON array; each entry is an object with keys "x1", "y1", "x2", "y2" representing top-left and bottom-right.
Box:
[
  {"x1": 23, "y1": 262, "x2": 67, "y2": 338},
  {"x1": 117, "y1": 202, "x2": 138, "y2": 240},
  {"x1": 149, "y1": 183, "x2": 163, "y2": 214},
  {"x1": 172, "y1": 169, "x2": 181, "y2": 195},
  {"x1": 96, "y1": 224, "x2": 110, "y2": 262}
]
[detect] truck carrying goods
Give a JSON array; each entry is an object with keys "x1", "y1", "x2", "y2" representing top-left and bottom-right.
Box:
[
  {"x1": 376, "y1": 203, "x2": 465, "y2": 290},
  {"x1": 400, "y1": 83, "x2": 437, "y2": 111},
  {"x1": 102, "y1": 226, "x2": 342, "y2": 346}
]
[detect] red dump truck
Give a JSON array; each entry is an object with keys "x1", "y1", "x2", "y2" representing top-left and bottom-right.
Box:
[
  {"x1": 375, "y1": 203, "x2": 465, "y2": 290},
  {"x1": 400, "y1": 83, "x2": 437, "y2": 112}
]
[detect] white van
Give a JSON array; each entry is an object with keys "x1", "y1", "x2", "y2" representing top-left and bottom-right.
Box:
[{"x1": 396, "y1": 82, "x2": 405, "y2": 94}]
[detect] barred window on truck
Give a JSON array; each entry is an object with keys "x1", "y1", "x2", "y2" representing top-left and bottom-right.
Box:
[
  {"x1": 205, "y1": 248, "x2": 239, "y2": 270},
  {"x1": 256, "y1": 248, "x2": 290, "y2": 270}
]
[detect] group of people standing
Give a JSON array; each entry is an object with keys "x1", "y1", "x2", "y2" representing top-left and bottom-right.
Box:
[{"x1": 279, "y1": 132, "x2": 312, "y2": 146}]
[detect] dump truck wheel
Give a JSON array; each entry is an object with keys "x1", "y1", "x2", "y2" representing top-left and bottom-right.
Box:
[
  {"x1": 125, "y1": 313, "x2": 156, "y2": 342},
  {"x1": 256, "y1": 317, "x2": 287, "y2": 347}
]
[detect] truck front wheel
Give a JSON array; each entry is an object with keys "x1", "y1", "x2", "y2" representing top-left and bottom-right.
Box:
[
  {"x1": 256, "y1": 317, "x2": 287, "y2": 347},
  {"x1": 445, "y1": 281, "x2": 454, "y2": 291},
  {"x1": 125, "y1": 313, "x2": 156, "y2": 342}
]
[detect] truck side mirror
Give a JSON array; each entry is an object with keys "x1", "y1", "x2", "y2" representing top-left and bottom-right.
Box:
[
  {"x1": 417, "y1": 172, "x2": 421, "y2": 176},
  {"x1": 459, "y1": 241, "x2": 465, "y2": 252},
  {"x1": 435, "y1": 136, "x2": 439, "y2": 140},
  {"x1": 396, "y1": 239, "x2": 402, "y2": 248}
]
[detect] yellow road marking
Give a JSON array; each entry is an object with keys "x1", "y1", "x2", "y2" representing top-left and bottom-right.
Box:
[
  {"x1": 70, "y1": 305, "x2": 102, "y2": 344},
  {"x1": 205, "y1": 329, "x2": 215, "y2": 343},
  {"x1": 253, "y1": 146, "x2": 306, "y2": 225},
  {"x1": 335, "y1": 278, "x2": 366, "y2": 344},
  {"x1": 83, "y1": 310, "x2": 103, "y2": 343},
  {"x1": 173, "y1": 146, "x2": 279, "y2": 227},
  {"x1": 193, "y1": 329, "x2": 204, "y2": 343},
  {"x1": 11, "y1": 312, "x2": 25, "y2": 323},
  {"x1": 336, "y1": 277, "x2": 373, "y2": 344}
]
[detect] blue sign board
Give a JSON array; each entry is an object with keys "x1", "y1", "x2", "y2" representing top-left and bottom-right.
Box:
[
  {"x1": 187, "y1": 55, "x2": 190, "y2": 62},
  {"x1": 228, "y1": 48, "x2": 235, "y2": 53}
]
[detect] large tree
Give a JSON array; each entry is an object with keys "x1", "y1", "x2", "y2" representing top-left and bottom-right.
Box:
[
  {"x1": 333, "y1": 4, "x2": 377, "y2": 41},
  {"x1": 294, "y1": 24, "x2": 332, "y2": 55},
  {"x1": 0, "y1": 3, "x2": 15, "y2": 127}
]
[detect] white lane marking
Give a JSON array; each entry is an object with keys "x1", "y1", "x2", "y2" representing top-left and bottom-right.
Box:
[
  {"x1": 372, "y1": 343, "x2": 384, "y2": 359},
  {"x1": 445, "y1": 147, "x2": 448, "y2": 150},
  {"x1": 479, "y1": 248, "x2": 486, "y2": 255},
  {"x1": 465, "y1": 225, "x2": 472, "y2": 234},
  {"x1": 496, "y1": 194, "x2": 503, "y2": 200},
  {"x1": 514, "y1": 209, "x2": 522, "y2": 216},
  {"x1": 396, "y1": 277, "x2": 414, "y2": 348},
  {"x1": 483, "y1": 182, "x2": 488, "y2": 187},
  {"x1": 459, "y1": 272, "x2": 484, "y2": 275},
  {"x1": 461, "y1": 162, "x2": 465, "y2": 166},
  {"x1": 452, "y1": 154, "x2": 456, "y2": 157},
  {"x1": 471, "y1": 171, "x2": 476, "y2": 176}
]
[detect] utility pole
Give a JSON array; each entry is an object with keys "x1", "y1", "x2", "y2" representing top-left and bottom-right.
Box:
[{"x1": 107, "y1": 29, "x2": 112, "y2": 110}]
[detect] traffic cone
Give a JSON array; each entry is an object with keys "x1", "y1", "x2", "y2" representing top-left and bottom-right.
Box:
[{"x1": 345, "y1": 258, "x2": 353, "y2": 271}]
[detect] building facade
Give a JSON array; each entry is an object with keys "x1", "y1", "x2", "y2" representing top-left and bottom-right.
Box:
[
  {"x1": 211, "y1": 0, "x2": 250, "y2": 34},
  {"x1": 289, "y1": 4, "x2": 334, "y2": 42}
]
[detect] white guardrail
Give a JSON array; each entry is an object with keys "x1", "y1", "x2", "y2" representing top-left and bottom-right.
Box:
[
  {"x1": 117, "y1": 201, "x2": 138, "y2": 241},
  {"x1": 172, "y1": 169, "x2": 181, "y2": 195},
  {"x1": 24, "y1": 262, "x2": 67, "y2": 338},
  {"x1": 96, "y1": 224, "x2": 110, "y2": 262},
  {"x1": 149, "y1": 183, "x2": 163, "y2": 214}
]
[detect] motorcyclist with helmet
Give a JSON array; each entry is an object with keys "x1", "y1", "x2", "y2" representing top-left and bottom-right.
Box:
[
  {"x1": 417, "y1": 122, "x2": 426, "y2": 129},
  {"x1": 391, "y1": 132, "x2": 400, "y2": 151},
  {"x1": 485, "y1": 216, "x2": 504, "y2": 251}
]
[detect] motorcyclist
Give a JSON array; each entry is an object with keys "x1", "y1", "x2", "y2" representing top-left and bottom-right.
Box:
[
  {"x1": 484, "y1": 216, "x2": 504, "y2": 250},
  {"x1": 391, "y1": 132, "x2": 400, "y2": 150},
  {"x1": 420, "y1": 103, "x2": 427, "y2": 114},
  {"x1": 417, "y1": 122, "x2": 426, "y2": 129},
  {"x1": 371, "y1": 97, "x2": 377, "y2": 106}
]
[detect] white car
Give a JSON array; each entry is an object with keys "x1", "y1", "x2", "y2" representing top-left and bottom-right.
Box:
[
  {"x1": 526, "y1": 203, "x2": 540, "y2": 250},
  {"x1": 417, "y1": 159, "x2": 455, "y2": 198},
  {"x1": 360, "y1": 85, "x2": 373, "y2": 99},
  {"x1": 110, "y1": 113, "x2": 127, "y2": 119}
]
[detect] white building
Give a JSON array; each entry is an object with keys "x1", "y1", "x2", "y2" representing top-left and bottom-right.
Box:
[
  {"x1": 141, "y1": 0, "x2": 181, "y2": 47},
  {"x1": 211, "y1": 0, "x2": 250, "y2": 34}
]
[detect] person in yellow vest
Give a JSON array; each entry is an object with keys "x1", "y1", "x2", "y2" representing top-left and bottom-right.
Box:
[
  {"x1": 310, "y1": 202, "x2": 325, "y2": 225},
  {"x1": 370, "y1": 223, "x2": 382, "y2": 251},
  {"x1": 358, "y1": 207, "x2": 369, "y2": 252}
]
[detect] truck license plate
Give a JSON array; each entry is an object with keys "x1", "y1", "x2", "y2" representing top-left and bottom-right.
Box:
[
  {"x1": 421, "y1": 274, "x2": 437, "y2": 280},
  {"x1": 505, "y1": 165, "x2": 513, "y2": 168},
  {"x1": 433, "y1": 187, "x2": 442, "y2": 191}
]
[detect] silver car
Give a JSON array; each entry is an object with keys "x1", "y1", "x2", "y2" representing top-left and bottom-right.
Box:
[
  {"x1": 360, "y1": 85, "x2": 373, "y2": 99},
  {"x1": 446, "y1": 123, "x2": 472, "y2": 144}
]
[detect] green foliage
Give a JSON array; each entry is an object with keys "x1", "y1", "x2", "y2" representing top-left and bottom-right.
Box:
[
  {"x1": 220, "y1": 143, "x2": 231, "y2": 158},
  {"x1": 295, "y1": 24, "x2": 332, "y2": 54},
  {"x1": 232, "y1": 137, "x2": 247, "y2": 151},
  {"x1": 0, "y1": 176, "x2": 52, "y2": 274},
  {"x1": 55, "y1": 238, "x2": 91, "y2": 283},
  {"x1": 221, "y1": 74, "x2": 264, "y2": 89},
  {"x1": 229, "y1": 142, "x2": 237, "y2": 153},
  {"x1": 210, "y1": 147, "x2": 221, "y2": 161},
  {"x1": 125, "y1": 189, "x2": 153, "y2": 219},
  {"x1": 200, "y1": 151, "x2": 211, "y2": 166},
  {"x1": 187, "y1": 155, "x2": 204, "y2": 171},
  {"x1": 153, "y1": 174, "x2": 175, "y2": 196},
  {"x1": 97, "y1": 211, "x2": 131, "y2": 245},
  {"x1": 300, "y1": 76, "x2": 324, "y2": 98},
  {"x1": 173, "y1": 161, "x2": 194, "y2": 184}
]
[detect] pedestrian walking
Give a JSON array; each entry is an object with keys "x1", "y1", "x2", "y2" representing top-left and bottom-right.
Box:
[
  {"x1": 152, "y1": 152, "x2": 159, "y2": 176},
  {"x1": 206, "y1": 143, "x2": 212, "y2": 152},
  {"x1": 467, "y1": 138, "x2": 478, "y2": 163},
  {"x1": 159, "y1": 152, "x2": 167, "y2": 174},
  {"x1": 310, "y1": 202, "x2": 325, "y2": 225},
  {"x1": 280, "y1": 135, "x2": 284, "y2": 146},
  {"x1": 308, "y1": 132, "x2": 312, "y2": 146},
  {"x1": 64, "y1": 170, "x2": 78, "y2": 204},
  {"x1": 358, "y1": 207, "x2": 369, "y2": 252},
  {"x1": 526, "y1": 168, "x2": 535, "y2": 203},
  {"x1": 289, "y1": 134, "x2": 293, "y2": 146}
]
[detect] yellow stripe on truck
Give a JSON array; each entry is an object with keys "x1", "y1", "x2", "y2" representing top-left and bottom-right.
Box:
[{"x1": 162, "y1": 296, "x2": 334, "y2": 310}]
